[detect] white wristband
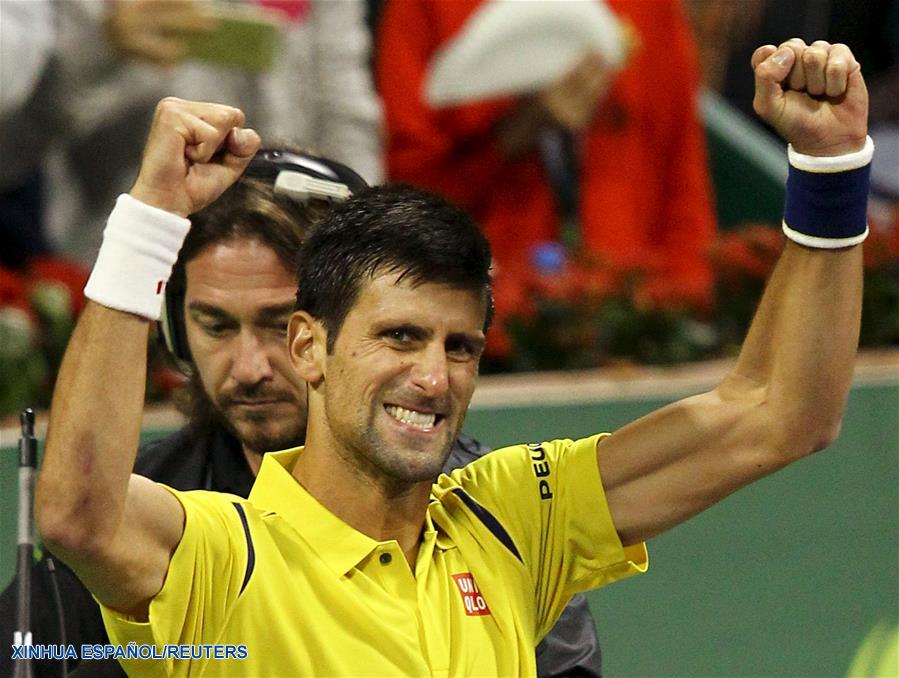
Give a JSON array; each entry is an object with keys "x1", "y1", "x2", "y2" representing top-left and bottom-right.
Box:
[{"x1": 84, "y1": 194, "x2": 191, "y2": 320}]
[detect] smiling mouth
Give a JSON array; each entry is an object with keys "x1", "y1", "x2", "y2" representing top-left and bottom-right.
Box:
[{"x1": 385, "y1": 404, "x2": 443, "y2": 430}]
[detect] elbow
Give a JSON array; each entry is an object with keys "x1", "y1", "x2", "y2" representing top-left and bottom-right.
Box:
[
  {"x1": 809, "y1": 417, "x2": 843, "y2": 454},
  {"x1": 37, "y1": 510, "x2": 113, "y2": 562},
  {"x1": 798, "y1": 407, "x2": 846, "y2": 457},
  {"x1": 35, "y1": 480, "x2": 114, "y2": 559},
  {"x1": 36, "y1": 515, "x2": 75, "y2": 559},
  {"x1": 770, "y1": 414, "x2": 844, "y2": 462},
  {"x1": 35, "y1": 494, "x2": 84, "y2": 557}
]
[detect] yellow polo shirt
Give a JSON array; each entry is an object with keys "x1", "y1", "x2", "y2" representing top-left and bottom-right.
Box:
[{"x1": 101, "y1": 434, "x2": 647, "y2": 676}]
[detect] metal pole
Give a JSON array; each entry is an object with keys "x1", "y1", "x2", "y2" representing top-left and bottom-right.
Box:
[{"x1": 13, "y1": 408, "x2": 36, "y2": 678}]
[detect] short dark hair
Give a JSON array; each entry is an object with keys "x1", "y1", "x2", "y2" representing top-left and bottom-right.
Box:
[{"x1": 294, "y1": 184, "x2": 494, "y2": 351}]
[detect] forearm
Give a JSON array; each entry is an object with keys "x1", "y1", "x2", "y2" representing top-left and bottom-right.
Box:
[
  {"x1": 36, "y1": 194, "x2": 191, "y2": 555},
  {"x1": 36, "y1": 302, "x2": 150, "y2": 553}
]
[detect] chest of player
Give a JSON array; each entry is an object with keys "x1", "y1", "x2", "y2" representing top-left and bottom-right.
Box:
[{"x1": 214, "y1": 513, "x2": 537, "y2": 676}]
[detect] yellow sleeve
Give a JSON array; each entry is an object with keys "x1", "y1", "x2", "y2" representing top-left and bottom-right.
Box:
[
  {"x1": 99, "y1": 487, "x2": 250, "y2": 674},
  {"x1": 441, "y1": 434, "x2": 648, "y2": 639}
]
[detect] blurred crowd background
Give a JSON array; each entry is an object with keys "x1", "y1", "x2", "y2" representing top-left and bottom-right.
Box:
[{"x1": 1, "y1": 0, "x2": 897, "y2": 419}]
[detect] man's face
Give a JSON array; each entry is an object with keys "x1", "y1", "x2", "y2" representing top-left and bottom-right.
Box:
[
  {"x1": 315, "y1": 272, "x2": 486, "y2": 485},
  {"x1": 184, "y1": 238, "x2": 307, "y2": 455}
]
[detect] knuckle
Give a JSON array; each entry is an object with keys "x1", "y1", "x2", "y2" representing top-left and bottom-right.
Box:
[
  {"x1": 781, "y1": 37, "x2": 806, "y2": 49},
  {"x1": 802, "y1": 49, "x2": 822, "y2": 64},
  {"x1": 208, "y1": 104, "x2": 244, "y2": 127},
  {"x1": 825, "y1": 59, "x2": 846, "y2": 75},
  {"x1": 156, "y1": 96, "x2": 183, "y2": 113}
]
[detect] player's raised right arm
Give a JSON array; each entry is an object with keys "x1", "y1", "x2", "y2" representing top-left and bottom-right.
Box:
[{"x1": 35, "y1": 98, "x2": 259, "y2": 617}]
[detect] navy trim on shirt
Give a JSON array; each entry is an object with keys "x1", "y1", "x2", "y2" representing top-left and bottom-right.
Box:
[
  {"x1": 232, "y1": 503, "x2": 255, "y2": 595},
  {"x1": 451, "y1": 488, "x2": 523, "y2": 563}
]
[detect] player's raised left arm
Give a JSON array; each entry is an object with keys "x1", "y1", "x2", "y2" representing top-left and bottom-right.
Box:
[{"x1": 595, "y1": 41, "x2": 868, "y2": 546}]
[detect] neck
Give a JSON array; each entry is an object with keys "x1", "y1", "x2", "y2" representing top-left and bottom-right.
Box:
[
  {"x1": 241, "y1": 445, "x2": 263, "y2": 476},
  {"x1": 293, "y1": 444, "x2": 432, "y2": 567}
]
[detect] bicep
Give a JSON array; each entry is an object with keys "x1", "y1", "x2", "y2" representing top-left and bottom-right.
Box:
[
  {"x1": 598, "y1": 383, "x2": 784, "y2": 546},
  {"x1": 64, "y1": 474, "x2": 184, "y2": 618}
]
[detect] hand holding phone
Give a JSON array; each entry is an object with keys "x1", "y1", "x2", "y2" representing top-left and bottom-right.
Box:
[
  {"x1": 105, "y1": 0, "x2": 219, "y2": 66},
  {"x1": 181, "y1": 4, "x2": 283, "y2": 72},
  {"x1": 105, "y1": 1, "x2": 283, "y2": 72}
]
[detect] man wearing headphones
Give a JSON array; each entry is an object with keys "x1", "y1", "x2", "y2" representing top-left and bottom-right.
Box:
[{"x1": 1, "y1": 149, "x2": 602, "y2": 677}]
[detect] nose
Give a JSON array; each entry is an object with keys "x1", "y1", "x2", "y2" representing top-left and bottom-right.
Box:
[
  {"x1": 410, "y1": 344, "x2": 449, "y2": 397},
  {"x1": 230, "y1": 331, "x2": 274, "y2": 385}
]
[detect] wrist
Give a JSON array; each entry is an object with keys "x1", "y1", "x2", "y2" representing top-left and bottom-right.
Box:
[
  {"x1": 787, "y1": 135, "x2": 874, "y2": 172},
  {"x1": 789, "y1": 133, "x2": 868, "y2": 158},
  {"x1": 782, "y1": 135, "x2": 874, "y2": 249},
  {"x1": 129, "y1": 186, "x2": 191, "y2": 219}
]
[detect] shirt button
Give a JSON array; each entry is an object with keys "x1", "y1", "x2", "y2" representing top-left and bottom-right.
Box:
[{"x1": 379, "y1": 552, "x2": 392, "y2": 565}]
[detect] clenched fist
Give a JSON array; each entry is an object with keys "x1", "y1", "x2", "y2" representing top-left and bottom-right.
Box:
[
  {"x1": 752, "y1": 39, "x2": 868, "y2": 157},
  {"x1": 130, "y1": 98, "x2": 261, "y2": 217}
]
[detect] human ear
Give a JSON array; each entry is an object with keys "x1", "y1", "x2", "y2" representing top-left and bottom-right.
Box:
[{"x1": 288, "y1": 311, "x2": 325, "y2": 384}]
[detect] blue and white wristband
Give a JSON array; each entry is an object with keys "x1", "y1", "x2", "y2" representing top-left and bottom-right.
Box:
[{"x1": 782, "y1": 135, "x2": 874, "y2": 249}]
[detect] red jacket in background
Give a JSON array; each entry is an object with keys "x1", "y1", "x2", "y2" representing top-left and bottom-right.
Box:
[{"x1": 377, "y1": 0, "x2": 718, "y2": 309}]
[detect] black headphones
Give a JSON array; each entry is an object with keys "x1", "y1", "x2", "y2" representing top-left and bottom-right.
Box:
[{"x1": 159, "y1": 149, "x2": 369, "y2": 365}]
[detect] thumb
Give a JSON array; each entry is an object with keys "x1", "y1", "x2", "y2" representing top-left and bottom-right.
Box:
[
  {"x1": 752, "y1": 45, "x2": 795, "y2": 120},
  {"x1": 221, "y1": 127, "x2": 261, "y2": 176},
  {"x1": 845, "y1": 65, "x2": 868, "y2": 108},
  {"x1": 227, "y1": 127, "x2": 261, "y2": 159}
]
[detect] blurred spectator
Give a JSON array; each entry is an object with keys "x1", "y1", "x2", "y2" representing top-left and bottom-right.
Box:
[
  {"x1": 376, "y1": 0, "x2": 718, "y2": 341},
  {"x1": 0, "y1": 0, "x2": 56, "y2": 269},
  {"x1": 0, "y1": 0, "x2": 55, "y2": 116},
  {"x1": 11, "y1": 0, "x2": 382, "y2": 266}
]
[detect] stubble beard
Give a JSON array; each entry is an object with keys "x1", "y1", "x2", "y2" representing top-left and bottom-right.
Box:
[
  {"x1": 224, "y1": 408, "x2": 308, "y2": 457},
  {"x1": 184, "y1": 372, "x2": 308, "y2": 455},
  {"x1": 214, "y1": 387, "x2": 308, "y2": 455},
  {"x1": 330, "y1": 401, "x2": 460, "y2": 491}
]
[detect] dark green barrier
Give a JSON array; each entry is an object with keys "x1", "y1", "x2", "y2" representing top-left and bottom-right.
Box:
[{"x1": 2, "y1": 380, "x2": 896, "y2": 675}]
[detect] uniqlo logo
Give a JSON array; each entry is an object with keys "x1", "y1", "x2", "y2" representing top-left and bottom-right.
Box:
[{"x1": 452, "y1": 573, "x2": 491, "y2": 616}]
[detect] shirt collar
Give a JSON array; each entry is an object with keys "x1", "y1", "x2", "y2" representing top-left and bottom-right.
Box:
[{"x1": 249, "y1": 447, "x2": 385, "y2": 577}]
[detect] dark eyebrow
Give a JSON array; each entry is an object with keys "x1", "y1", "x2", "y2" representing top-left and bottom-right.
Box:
[
  {"x1": 187, "y1": 301, "x2": 234, "y2": 322},
  {"x1": 256, "y1": 302, "x2": 296, "y2": 323},
  {"x1": 187, "y1": 301, "x2": 294, "y2": 327},
  {"x1": 374, "y1": 320, "x2": 424, "y2": 334}
]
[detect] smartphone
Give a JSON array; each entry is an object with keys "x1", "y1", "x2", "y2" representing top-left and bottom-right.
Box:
[{"x1": 182, "y1": 4, "x2": 283, "y2": 72}]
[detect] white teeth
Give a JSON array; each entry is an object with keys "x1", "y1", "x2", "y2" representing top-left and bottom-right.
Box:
[{"x1": 385, "y1": 405, "x2": 437, "y2": 429}]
